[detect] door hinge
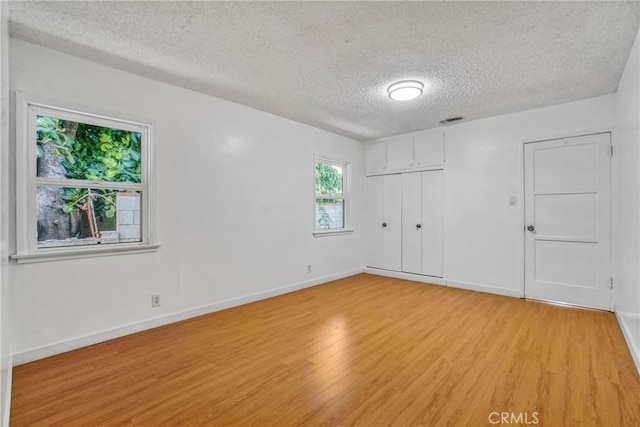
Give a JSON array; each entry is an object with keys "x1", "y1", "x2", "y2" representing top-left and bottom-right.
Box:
[
  {"x1": 610, "y1": 277, "x2": 614, "y2": 289},
  {"x1": 610, "y1": 145, "x2": 614, "y2": 157}
]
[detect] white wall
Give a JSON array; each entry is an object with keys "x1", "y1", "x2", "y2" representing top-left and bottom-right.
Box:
[
  {"x1": 443, "y1": 95, "x2": 615, "y2": 296},
  {"x1": 614, "y1": 30, "x2": 640, "y2": 373},
  {"x1": 0, "y1": 3, "x2": 11, "y2": 425},
  {"x1": 8, "y1": 39, "x2": 365, "y2": 363},
  {"x1": 367, "y1": 94, "x2": 615, "y2": 297}
]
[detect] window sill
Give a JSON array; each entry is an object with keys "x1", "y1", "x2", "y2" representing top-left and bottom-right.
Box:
[
  {"x1": 313, "y1": 228, "x2": 354, "y2": 238},
  {"x1": 11, "y1": 243, "x2": 161, "y2": 264}
]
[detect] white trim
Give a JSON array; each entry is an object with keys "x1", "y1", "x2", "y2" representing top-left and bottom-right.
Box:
[
  {"x1": 520, "y1": 128, "x2": 613, "y2": 145},
  {"x1": 10, "y1": 243, "x2": 161, "y2": 264},
  {"x1": 14, "y1": 91, "x2": 158, "y2": 260},
  {"x1": 313, "y1": 228, "x2": 354, "y2": 237},
  {"x1": 1, "y1": 355, "x2": 11, "y2": 427},
  {"x1": 365, "y1": 268, "x2": 520, "y2": 297},
  {"x1": 12, "y1": 268, "x2": 364, "y2": 365},
  {"x1": 446, "y1": 279, "x2": 523, "y2": 298},
  {"x1": 615, "y1": 309, "x2": 640, "y2": 376},
  {"x1": 364, "y1": 267, "x2": 446, "y2": 286},
  {"x1": 365, "y1": 164, "x2": 445, "y2": 177}
]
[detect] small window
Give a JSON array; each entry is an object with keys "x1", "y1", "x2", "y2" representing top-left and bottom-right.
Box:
[
  {"x1": 314, "y1": 156, "x2": 352, "y2": 236},
  {"x1": 13, "y1": 93, "x2": 158, "y2": 263}
]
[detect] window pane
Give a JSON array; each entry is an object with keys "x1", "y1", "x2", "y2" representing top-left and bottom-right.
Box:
[
  {"x1": 37, "y1": 186, "x2": 141, "y2": 247},
  {"x1": 315, "y1": 198, "x2": 344, "y2": 229},
  {"x1": 315, "y1": 162, "x2": 343, "y2": 196},
  {"x1": 36, "y1": 115, "x2": 142, "y2": 183}
]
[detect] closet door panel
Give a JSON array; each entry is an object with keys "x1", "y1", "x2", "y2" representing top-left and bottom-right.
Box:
[
  {"x1": 365, "y1": 176, "x2": 383, "y2": 268},
  {"x1": 387, "y1": 137, "x2": 414, "y2": 171},
  {"x1": 382, "y1": 174, "x2": 402, "y2": 271},
  {"x1": 402, "y1": 173, "x2": 422, "y2": 274},
  {"x1": 421, "y1": 170, "x2": 444, "y2": 277},
  {"x1": 414, "y1": 132, "x2": 444, "y2": 167}
]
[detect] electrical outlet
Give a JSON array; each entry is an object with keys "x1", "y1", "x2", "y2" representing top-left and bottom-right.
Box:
[
  {"x1": 509, "y1": 196, "x2": 518, "y2": 206},
  {"x1": 151, "y1": 294, "x2": 161, "y2": 307},
  {"x1": 307, "y1": 264, "x2": 312, "y2": 274}
]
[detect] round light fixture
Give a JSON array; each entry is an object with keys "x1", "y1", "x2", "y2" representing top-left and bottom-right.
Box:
[{"x1": 387, "y1": 80, "x2": 424, "y2": 101}]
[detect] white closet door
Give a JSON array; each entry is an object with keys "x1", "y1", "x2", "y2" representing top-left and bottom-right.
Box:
[
  {"x1": 414, "y1": 132, "x2": 444, "y2": 167},
  {"x1": 382, "y1": 174, "x2": 402, "y2": 271},
  {"x1": 387, "y1": 137, "x2": 414, "y2": 171},
  {"x1": 421, "y1": 170, "x2": 444, "y2": 277},
  {"x1": 365, "y1": 176, "x2": 383, "y2": 268},
  {"x1": 402, "y1": 172, "x2": 422, "y2": 274}
]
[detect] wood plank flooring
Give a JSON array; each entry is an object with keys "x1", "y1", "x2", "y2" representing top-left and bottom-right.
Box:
[{"x1": 10, "y1": 274, "x2": 640, "y2": 426}]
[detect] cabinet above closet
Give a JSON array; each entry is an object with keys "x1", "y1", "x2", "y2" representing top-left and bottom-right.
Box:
[{"x1": 364, "y1": 131, "x2": 444, "y2": 175}]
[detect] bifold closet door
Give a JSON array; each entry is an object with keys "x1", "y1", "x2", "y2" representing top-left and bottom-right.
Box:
[
  {"x1": 421, "y1": 170, "x2": 444, "y2": 277},
  {"x1": 366, "y1": 174, "x2": 402, "y2": 271},
  {"x1": 401, "y1": 170, "x2": 444, "y2": 277},
  {"x1": 366, "y1": 175, "x2": 383, "y2": 269},
  {"x1": 402, "y1": 173, "x2": 422, "y2": 274}
]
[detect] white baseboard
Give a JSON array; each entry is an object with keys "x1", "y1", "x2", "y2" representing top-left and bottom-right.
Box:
[
  {"x1": 363, "y1": 267, "x2": 446, "y2": 286},
  {"x1": 615, "y1": 310, "x2": 640, "y2": 376},
  {"x1": 446, "y1": 279, "x2": 522, "y2": 298},
  {"x1": 363, "y1": 268, "x2": 521, "y2": 298},
  {"x1": 13, "y1": 268, "x2": 364, "y2": 365},
  {"x1": 1, "y1": 355, "x2": 12, "y2": 427}
]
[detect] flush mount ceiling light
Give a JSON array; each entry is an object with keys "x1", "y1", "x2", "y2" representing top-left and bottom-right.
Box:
[{"x1": 387, "y1": 80, "x2": 424, "y2": 101}]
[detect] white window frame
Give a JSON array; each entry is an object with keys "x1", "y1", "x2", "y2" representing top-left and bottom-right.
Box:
[
  {"x1": 313, "y1": 154, "x2": 354, "y2": 237},
  {"x1": 12, "y1": 92, "x2": 159, "y2": 263}
]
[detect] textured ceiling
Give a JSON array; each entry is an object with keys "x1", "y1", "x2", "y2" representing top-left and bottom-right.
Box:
[{"x1": 8, "y1": 1, "x2": 640, "y2": 141}]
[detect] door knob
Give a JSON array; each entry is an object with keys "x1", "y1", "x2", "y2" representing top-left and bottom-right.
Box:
[
  {"x1": 416, "y1": 224, "x2": 422, "y2": 230},
  {"x1": 527, "y1": 225, "x2": 535, "y2": 232},
  {"x1": 382, "y1": 222, "x2": 387, "y2": 228}
]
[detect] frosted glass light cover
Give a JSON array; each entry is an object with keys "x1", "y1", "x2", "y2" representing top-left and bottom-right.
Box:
[{"x1": 388, "y1": 80, "x2": 424, "y2": 101}]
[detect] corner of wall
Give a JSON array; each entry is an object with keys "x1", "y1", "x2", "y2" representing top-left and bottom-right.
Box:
[{"x1": 0, "y1": 1, "x2": 12, "y2": 425}]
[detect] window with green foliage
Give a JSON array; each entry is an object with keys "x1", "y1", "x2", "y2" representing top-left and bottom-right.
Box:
[
  {"x1": 14, "y1": 93, "x2": 157, "y2": 262},
  {"x1": 315, "y1": 156, "x2": 349, "y2": 232}
]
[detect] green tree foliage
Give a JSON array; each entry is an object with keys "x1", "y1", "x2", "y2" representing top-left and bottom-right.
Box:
[
  {"x1": 36, "y1": 116, "x2": 141, "y2": 221},
  {"x1": 315, "y1": 162, "x2": 342, "y2": 196}
]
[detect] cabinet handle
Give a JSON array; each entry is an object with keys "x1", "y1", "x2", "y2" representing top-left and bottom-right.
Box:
[
  {"x1": 382, "y1": 222, "x2": 387, "y2": 228},
  {"x1": 416, "y1": 224, "x2": 422, "y2": 230}
]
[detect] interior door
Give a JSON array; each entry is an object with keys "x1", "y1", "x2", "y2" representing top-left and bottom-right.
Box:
[{"x1": 524, "y1": 133, "x2": 611, "y2": 310}]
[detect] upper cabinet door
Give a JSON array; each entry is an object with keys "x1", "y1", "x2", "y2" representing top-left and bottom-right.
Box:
[
  {"x1": 414, "y1": 132, "x2": 444, "y2": 167},
  {"x1": 365, "y1": 142, "x2": 387, "y2": 174},
  {"x1": 386, "y1": 137, "x2": 414, "y2": 171}
]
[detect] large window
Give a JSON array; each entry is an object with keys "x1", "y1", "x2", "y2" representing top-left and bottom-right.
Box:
[
  {"x1": 13, "y1": 92, "x2": 158, "y2": 263},
  {"x1": 314, "y1": 155, "x2": 352, "y2": 236}
]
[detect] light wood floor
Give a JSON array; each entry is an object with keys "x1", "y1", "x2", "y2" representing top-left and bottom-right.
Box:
[{"x1": 10, "y1": 274, "x2": 640, "y2": 426}]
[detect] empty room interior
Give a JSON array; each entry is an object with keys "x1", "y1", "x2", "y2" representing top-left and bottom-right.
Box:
[{"x1": 3, "y1": 1, "x2": 640, "y2": 426}]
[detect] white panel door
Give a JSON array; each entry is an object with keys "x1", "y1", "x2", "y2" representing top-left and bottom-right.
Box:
[
  {"x1": 421, "y1": 170, "x2": 444, "y2": 277},
  {"x1": 524, "y1": 133, "x2": 611, "y2": 310},
  {"x1": 387, "y1": 137, "x2": 414, "y2": 171},
  {"x1": 365, "y1": 176, "x2": 383, "y2": 269},
  {"x1": 402, "y1": 173, "x2": 422, "y2": 274},
  {"x1": 414, "y1": 132, "x2": 444, "y2": 167},
  {"x1": 382, "y1": 174, "x2": 402, "y2": 271},
  {"x1": 365, "y1": 142, "x2": 387, "y2": 174}
]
